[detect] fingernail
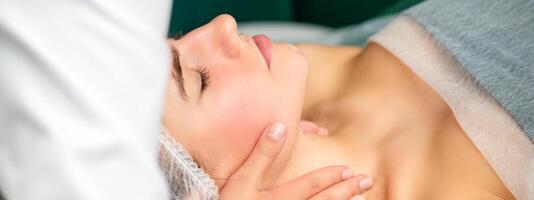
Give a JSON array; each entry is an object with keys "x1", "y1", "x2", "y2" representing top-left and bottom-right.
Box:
[
  {"x1": 351, "y1": 195, "x2": 366, "y2": 200},
  {"x1": 267, "y1": 122, "x2": 286, "y2": 141},
  {"x1": 317, "y1": 127, "x2": 329, "y2": 135},
  {"x1": 359, "y1": 176, "x2": 373, "y2": 191},
  {"x1": 341, "y1": 169, "x2": 353, "y2": 180}
]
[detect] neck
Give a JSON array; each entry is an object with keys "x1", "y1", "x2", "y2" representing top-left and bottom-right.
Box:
[{"x1": 266, "y1": 43, "x2": 456, "y2": 197}]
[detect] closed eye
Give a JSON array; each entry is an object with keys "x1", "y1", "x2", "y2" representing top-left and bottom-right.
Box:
[{"x1": 198, "y1": 67, "x2": 211, "y2": 92}]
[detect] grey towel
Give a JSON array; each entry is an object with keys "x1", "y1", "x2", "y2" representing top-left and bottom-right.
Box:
[{"x1": 404, "y1": 0, "x2": 534, "y2": 142}]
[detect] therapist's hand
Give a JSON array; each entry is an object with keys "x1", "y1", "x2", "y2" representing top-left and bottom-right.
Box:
[
  {"x1": 219, "y1": 122, "x2": 373, "y2": 200},
  {"x1": 300, "y1": 120, "x2": 330, "y2": 135}
]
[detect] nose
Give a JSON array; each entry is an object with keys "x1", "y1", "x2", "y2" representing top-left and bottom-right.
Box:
[{"x1": 206, "y1": 14, "x2": 241, "y2": 57}]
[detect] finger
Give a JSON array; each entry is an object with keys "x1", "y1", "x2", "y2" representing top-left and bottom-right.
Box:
[
  {"x1": 308, "y1": 174, "x2": 373, "y2": 200},
  {"x1": 317, "y1": 127, "x2": 329, "y2": 135},
  {"x1": 300, "y1": 120, "x2": 330, "y2": 135},
  {"x1": 228, "y1": 121, "x2": 287, "y2": 187},
  {"x1": 351, "y1": 195, "x2": 367, "y2": 200},
  {"x1": 269, "y1": 166, "x2": 371, "y2": 199},
  {"x1": 300, "y1": 120, "x2": 320, "y2": 133}
]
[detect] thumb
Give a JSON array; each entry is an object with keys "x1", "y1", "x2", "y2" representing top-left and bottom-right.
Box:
[{"x1": 227, "y1": 121, "x2": 287, "y2": 188}]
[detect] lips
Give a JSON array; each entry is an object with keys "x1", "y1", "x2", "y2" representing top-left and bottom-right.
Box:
[{"x1": 253, "y1": 34, "x2": 272, "y2": 69}]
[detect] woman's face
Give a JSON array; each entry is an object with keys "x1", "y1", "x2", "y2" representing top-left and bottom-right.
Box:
[{"x1": 163, "y1": 14, "x2": 308, "y2": 186}]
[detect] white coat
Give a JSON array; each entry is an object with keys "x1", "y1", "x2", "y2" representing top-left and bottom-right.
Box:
[{"x1": 0, "y1": 0, "x2": 172, "y2": 199}]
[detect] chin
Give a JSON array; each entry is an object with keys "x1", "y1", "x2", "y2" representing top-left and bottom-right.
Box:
[{"x1": 212, "y1": 42, "x2": 310, "y2": 188}]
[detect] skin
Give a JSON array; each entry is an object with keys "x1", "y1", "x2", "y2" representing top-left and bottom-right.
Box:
[
  {"x1": 289, "y1": 43, "x2": 516, "y2": 200},
  {"x1": 219, "y1": 122, "x2": 371, "y2": 200},
  {"x1": 163, "y1": 14, "x2": 308, "y2": 187},
  {"x1": 164, "y1": 14, "x2": 516, "y2": 199}
]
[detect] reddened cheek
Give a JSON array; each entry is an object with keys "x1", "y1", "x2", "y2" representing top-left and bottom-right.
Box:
[{"x1": 206, "y1": 85, "x2": 277, "y2": 156}]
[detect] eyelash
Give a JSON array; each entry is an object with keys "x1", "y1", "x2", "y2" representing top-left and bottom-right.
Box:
[{"x1": 198, "y1": 67, "x2": 211, "y2": 92}]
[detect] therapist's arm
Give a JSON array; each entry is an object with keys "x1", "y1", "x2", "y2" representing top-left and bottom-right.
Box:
[{"x1": 0, "y1": 0, "x2": 172, "y2": 199}]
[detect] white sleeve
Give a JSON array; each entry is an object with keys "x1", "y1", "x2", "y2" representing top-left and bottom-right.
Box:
[{"x1": 0, "y1": 0, "x2": 172, "y2": 199}]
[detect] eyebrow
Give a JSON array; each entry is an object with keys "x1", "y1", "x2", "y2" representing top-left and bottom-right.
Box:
[{"x1": 170, "y1": 44, "x2": 189, "y2": 101}]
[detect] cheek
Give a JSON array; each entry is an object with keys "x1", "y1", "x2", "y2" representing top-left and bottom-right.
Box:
[
  {"x1": 209, "y1": 88, "x2": 275, "y2": 152},
  {"x1": 205, "y1": 65, "x2": 276, "y2": 149},
  {"x1": 198, "y1": 81, "x2": 277, "y2": 176}
]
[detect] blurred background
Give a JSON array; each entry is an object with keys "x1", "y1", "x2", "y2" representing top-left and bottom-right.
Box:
[
  {"x1": 168, "y1": 0, "x2": 422, "y2": 36},
  {"x1": 0, "y1": 1, "x2": 422, "y2": 200}
]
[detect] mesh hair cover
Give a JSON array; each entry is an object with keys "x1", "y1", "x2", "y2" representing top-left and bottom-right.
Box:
[{"x1": 158, "y1": 129, "x2": 219, "y2": 200}]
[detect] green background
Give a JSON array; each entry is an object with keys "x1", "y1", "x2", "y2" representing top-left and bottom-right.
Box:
[{"x1": 168, "y1": 0, "x2": 422, "y2": 35}]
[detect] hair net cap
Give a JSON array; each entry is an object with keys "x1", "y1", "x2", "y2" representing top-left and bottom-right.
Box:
[{"x1": 159, "y1": 129, "x2": 219, "y2": 200}]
